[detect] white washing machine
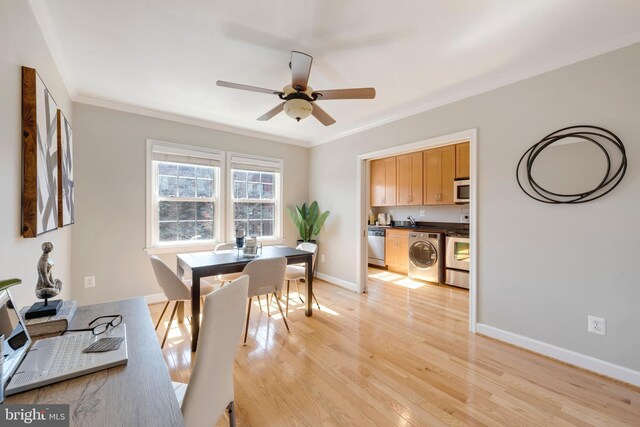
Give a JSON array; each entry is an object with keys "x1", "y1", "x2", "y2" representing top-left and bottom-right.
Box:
[{"x1": 408, "y1": 232, "x2": 443, "y2": 283}]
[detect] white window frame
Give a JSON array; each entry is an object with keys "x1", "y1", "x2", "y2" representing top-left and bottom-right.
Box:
[
  {"x1": 146, "y1": 139, "x2": 225, "y2": 254},
  {"x1": 227, "y1": 152, "x2": 284, "y2": 244}
]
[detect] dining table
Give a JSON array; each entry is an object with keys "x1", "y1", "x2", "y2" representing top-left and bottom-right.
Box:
[{"x1": 176, "y1": 245, "x2": 314, "y2": 352}]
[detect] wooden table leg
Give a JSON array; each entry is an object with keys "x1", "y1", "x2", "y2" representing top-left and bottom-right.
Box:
[
  {"x1": 305, "y1": 253, "x2": 313, "y2": 317},
  {"x1": 191, "y1": 271, "x2": 201, "y2": 352}
]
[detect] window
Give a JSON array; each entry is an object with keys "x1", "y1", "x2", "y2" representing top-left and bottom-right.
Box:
[
  {"x1": 228, "y1": 153, "x2": 283, "y2": 241},
  {"x1": 147, "y1": 141, "x2": 223, "y2": 250}
]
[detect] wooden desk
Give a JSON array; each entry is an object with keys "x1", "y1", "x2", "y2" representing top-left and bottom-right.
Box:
[
  {"x1": 5, "y1": 298, "x2": 184, "y2": 427},
  {"x1": 177, "y1": 245, "x2": 314, "y2": 352}
]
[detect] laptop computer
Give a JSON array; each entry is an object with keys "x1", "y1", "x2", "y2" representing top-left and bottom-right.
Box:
[{"x1": 0, "y1": 290, "x2": 128, "y2": 396}]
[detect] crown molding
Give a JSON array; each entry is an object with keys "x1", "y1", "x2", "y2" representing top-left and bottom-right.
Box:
[
  {"x1": 308, "y1": 29, "x2": 640, "y2": 147},
  {"x1": 73, "y1": 95, "x2": 311, "y2": 148}
]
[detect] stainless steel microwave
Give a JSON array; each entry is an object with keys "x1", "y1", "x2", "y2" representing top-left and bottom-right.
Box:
[{"x1": 454, "y1": 179, "x2": 470, "y2": 204}]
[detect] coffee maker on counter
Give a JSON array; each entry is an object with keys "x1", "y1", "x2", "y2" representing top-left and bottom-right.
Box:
[{"x1": 376, "y1": 213, "x2": 391, "y2": 226}]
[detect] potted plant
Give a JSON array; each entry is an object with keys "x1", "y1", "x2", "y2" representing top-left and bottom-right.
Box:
[{"x1": 287, "y1": 201, "x2": 330, "y2": 245}]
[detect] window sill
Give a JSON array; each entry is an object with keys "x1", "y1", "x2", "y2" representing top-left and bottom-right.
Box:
[{"x1": 145, "y1": 243, "x2": 215, "y2": 255}]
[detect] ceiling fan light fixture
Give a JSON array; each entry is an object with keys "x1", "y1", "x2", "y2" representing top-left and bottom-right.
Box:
[{"x1": 284, "y1": 98, "x2": 313, "y2": 122}]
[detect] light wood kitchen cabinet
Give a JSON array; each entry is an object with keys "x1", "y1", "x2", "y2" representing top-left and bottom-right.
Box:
[
  {"x1": 396, "y1": 152, "x2": 423, "y2": 206},
  {"x1": 455, "y1": 142, "x2": 470, "y2": 179},
  {"x1": 370, "y1": 157, "x2": 397, "y2": 206},
  {"x1": 424, "y1": 145, "x2": 455, "y2": 205},
  {"x1": 385, "y1": 229, "x2": 410, "y2": 273}
]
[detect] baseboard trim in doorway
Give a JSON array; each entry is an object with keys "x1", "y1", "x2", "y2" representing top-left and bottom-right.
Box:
[
  {"x1": 476, "y1": 323, "x2": 640, "y2": 387},
  {"x1": 315, "y1": 273, "x2": 358, "y2": 292}
]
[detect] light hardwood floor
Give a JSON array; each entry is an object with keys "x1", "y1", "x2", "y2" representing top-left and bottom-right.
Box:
[{"x1": 149, "y1": 269, "x2": 640, "y2": 426}]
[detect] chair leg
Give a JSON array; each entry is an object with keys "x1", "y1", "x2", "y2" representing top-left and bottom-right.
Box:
[
  {"x1": 243, "y1": 297, "x2": 252, "y2": 344},
  {"x1": 266, "y1": 294, "x2": 270, "y2": 317},
  {"x1": 295, "y1": 280, "x2": 304, "y2": 303},
  {"x1": 273, "y1": 292, "x2": 290, "y2": 332},
  {"x1": 161, "y1": 301, "x2": 178, "y2": 348},
  {"x1": 285, "y1": 280, "x2": 290, "y2": 316},
  {"x1": 227, "y1": 401, "x2": 236, "y2": 427},
  {"x1": 312, "y1": 291, "x2": 320, "y2": 310},
  {"x1": 258, "y1": 295, "x2": 263, "y2": 312},
  {"x1": 154, "y1": 301, "x2": 170, "y2": 331}
]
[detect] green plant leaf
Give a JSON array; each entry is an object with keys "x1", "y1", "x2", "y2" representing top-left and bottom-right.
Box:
[
  {"x1": 308, "y1": 201, "x2": 319, "y2": 225},
  {"x1": 0, "y1": 278, "x2": 21, "y2": 292},
  {"x1": 312, "y1": 210, "x2": 330, "y2": 236}
]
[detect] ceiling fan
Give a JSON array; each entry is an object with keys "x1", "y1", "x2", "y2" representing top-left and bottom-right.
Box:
[{"x1": 216, "y1": 51, "x2": 376, "y2": 126}]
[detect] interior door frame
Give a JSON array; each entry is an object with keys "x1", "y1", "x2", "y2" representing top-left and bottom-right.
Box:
[{"x1": 355, "y1": 129, "x2": 478, "y2": 332}]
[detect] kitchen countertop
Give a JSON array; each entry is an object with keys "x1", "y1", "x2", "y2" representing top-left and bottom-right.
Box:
[{"x1": 369, "y1": 222, "x2": 469, "y2": 236}]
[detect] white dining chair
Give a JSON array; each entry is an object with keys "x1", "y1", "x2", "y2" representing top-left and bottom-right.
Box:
[
  {"x1": 149, "y1": 255, "x2": 216, "y2": 348},
  {"x1": 242, "y1": 257, "x2": 289, "y2": 344},
  {"x1": 284, "y1": 242, "x2": 320, "y2": 315},
  {"x1": 173, "y1": 275, "x2": 249, "y2": 427}
]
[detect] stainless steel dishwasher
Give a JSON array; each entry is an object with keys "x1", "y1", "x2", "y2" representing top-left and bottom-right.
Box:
[{"x1": 367, "y1": 228, "x2": 386, "y2": 267}]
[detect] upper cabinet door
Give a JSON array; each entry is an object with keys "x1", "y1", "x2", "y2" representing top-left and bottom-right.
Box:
[
  {"x1": 455, "y1": 142, "x2": 470, "y2": 179},
  {"x1": 440, "y1": 145, "x2": 456, "y2": 205},
  {"x1": 370, "y1": 158, "x2": 386, "y2": 206},
  {"x1": 370, "y1": 157, "x2": 397, "y2": 206},
  {"x1": 424, "y1": 149, "x2": 441, "y2": 205},
  {"x1": 396, "y1": 152, "x2": 422, "y2": 206}
]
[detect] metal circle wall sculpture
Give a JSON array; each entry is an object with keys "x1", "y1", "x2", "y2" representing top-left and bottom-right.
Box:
[{"x1": 516, "y1": 125, "x2": 627, "y2": 204}]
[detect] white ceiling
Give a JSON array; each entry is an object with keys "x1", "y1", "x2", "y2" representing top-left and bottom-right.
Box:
[{"x1": 30, "y1": 0, "x2": 640, "y2": 146}]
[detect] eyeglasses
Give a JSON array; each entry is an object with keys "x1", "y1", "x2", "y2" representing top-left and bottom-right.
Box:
[{"x1": 62, "y1": 315, "x2": 123, "y2": 336}]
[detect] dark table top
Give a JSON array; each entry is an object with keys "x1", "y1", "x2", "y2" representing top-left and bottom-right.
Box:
[{"x1": 177, "y1": 245, "x2": 312, "y2": 271}]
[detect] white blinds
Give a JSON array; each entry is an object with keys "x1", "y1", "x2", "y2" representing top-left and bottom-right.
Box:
[
  {"x1": 229, "y1": 153, "x2": 283, "y2": 173},
  {"x1": 151, "y1": 142, "x2": 223, "y2": 167}
]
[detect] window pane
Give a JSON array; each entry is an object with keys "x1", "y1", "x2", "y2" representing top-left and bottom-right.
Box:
[
  {"x1": 247, "y1": 172, "x2": 260, "y2": 183},
  {"x1": 260, "y1": 173, "x2": 274, "y2": 184},
  {"x1": 158, "y1": 163, "x2": 177, "y2": 176},
  {"x1": 159, "y1": 201, "x2": 178, "y2": 221},
  {"x1": 196, "y1": 221, "x2": 214, "y2": 240},
  {"x1": 261, "y1": 203, "x2": 273, "y2": 219},
  {"x1": 158, "y1": 176, "x2": 177, "y2": 197},
  {"x1": 178, "y1": 164, "x2": 196, "y2": 178},
  {"x1": 261, "y1": 184, "x2": 273, "y2": 199},
  {"x1": 196, "y1": 202, "x2": 214, "y2": 221},
  {"x1": 262, "y1": 220, "x2": 273, "y2": 236},
  {"x1": 233, "y1": 181, "x2": 246, "y2": 199},
  {"x1": 178, "y1": 202, "x2": 196, "y2": 221},
  {"x1": 234, "y1": 203, "x2": 247, "y2": 220},
  {"x1": 248, "y1": 203, "x2": 261, "y2": 220},
  {"x1": 178, "y1": 177, "x2": 195, "y2": 197},
  {"x1": 178, "y1": 221, "x2": 196, "y2": 240},
  {"x1": 233, "y1": 170, "x2": 246, "y2": 182},
  {"x1": 196, "y1": 166, "x2": 213, "y2": 179},
  {"x1": 248, "y1": 220, "x2": 261, "y2": 236},
  {"x1": 247, "y1": 183, "x2": 260, "y2": 199},
  {"x1": 159, "y1": 222, "x2": 178, "y2": 242},
  {"x1": 196, "y1": 179, "x2": 213, "y2": 198}
]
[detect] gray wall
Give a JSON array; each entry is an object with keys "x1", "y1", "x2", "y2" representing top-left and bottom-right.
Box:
[
  {"x1": 309, "y1": 43, "x2": 640, "y2": 371},
  {"x1": 71, "y1": 104, "x2": 308, "y2": 305},
  {"x1": 0, "y1": 1, "x2": 73, "y2": 307}
]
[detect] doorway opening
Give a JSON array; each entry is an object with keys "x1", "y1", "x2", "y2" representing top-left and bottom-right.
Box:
[{"x1": 355, "y1": 129, "x2": 478, "y2": 332}]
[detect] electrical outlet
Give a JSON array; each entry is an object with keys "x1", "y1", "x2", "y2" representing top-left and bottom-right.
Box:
[
  {"x1": 320, "y1": 254, "x2": 325, "y2": 263},
  {"x1": 419, "y1": 210, "x2": 426, "y2": 217},
  {"x1": 84, "y1": 276, "x2": 96, "y2": 288},
  {"x1": 588, "y1": 315, "x2": 606, "y2": 335}
]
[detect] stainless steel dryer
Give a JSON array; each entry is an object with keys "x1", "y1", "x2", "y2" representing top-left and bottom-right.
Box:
[{"x1": 408, "y1": 232, "x2": 443, "y2": 283}]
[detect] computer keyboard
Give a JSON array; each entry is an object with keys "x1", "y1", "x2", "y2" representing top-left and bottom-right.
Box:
[{"x1": 40, "y1": 333, "x2": 95, "y2": 376}]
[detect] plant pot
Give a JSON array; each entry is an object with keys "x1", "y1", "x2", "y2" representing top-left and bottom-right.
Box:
[{"x1": 297, "y1": 239, "x2": 317, "y2": 246}]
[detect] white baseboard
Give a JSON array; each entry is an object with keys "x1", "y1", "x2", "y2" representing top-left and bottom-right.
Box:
[
  {"x1": 315, "y1": 272, "x2": 358, "y2": 292},
  {"x1": 145, "y1": 293, "x2": 168, "y2": 305},
  {"x1": 476, "y1": 323, "x2": 640, "y2": 388}
]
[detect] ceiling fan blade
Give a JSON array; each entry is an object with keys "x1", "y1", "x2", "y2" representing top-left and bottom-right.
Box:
[
  {"x1": 290, "y1": 51, "x2": 313, "y2": 91},
  {"x1": 311, "y1": 103, "x2": 336, "y2": 126},
  {"x1": 257, "y1": 102, "x2": 285, "y2": 121},
  {"x1": 217, "y1": 80, "x2": 281, "y2": 95},
  {"x1": 313, "y1": 88, "x2": 376, "y2": 100}
]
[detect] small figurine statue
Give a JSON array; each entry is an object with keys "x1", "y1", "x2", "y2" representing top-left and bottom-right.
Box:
[{"x1": 35, "y1": 242, "x2": 62, "y2": 301}]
